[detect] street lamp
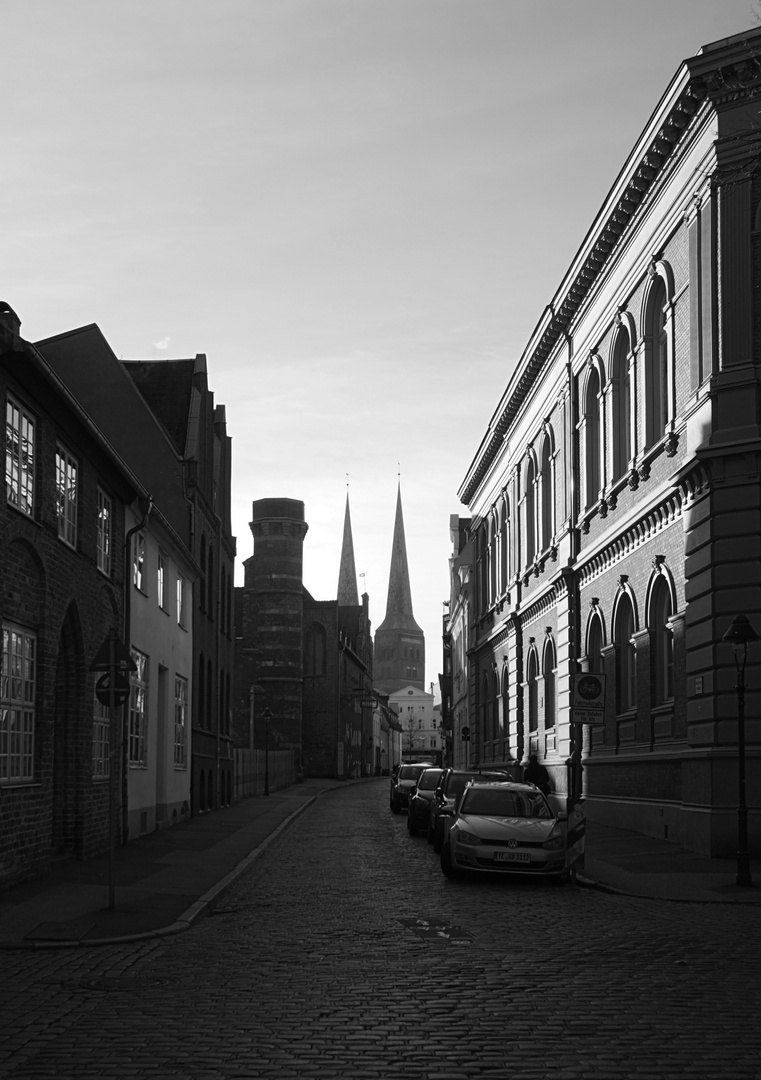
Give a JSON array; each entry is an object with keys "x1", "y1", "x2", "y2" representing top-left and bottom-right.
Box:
[
  {"x1": 722, "y1": 614, "x2": 758, "y2": 887},
  {"x1": 260, "y1": 707, "x2": 273, "y2": 797}
]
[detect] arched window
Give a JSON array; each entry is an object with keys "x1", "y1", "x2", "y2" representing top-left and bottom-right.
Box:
[
  {"x1": 488, "y1": 513, "x2": 497, "y2": 607},
  {"x1": 207, "y1": 547, "x2": 214, "y2": 619},
  {"x1": 543, "y1": 638, "x2": 556, "y2": 730},
  {"x1": 587, "y1": 613, "x2": 603, "y2": 674},
  {"x1": 500, "y1": 497, "x2": 510, "y2": 592},
  {"x1": 305, "y1": 623, "x2": 327, "y2": 676},
  {"x1": 525, "y1": 456, "x2": 536, "y2": 566},
  {"x1": 478, "y1": 521, "x2": 488, "y2": 615},
  {"x1": 199, "y1": 534, "x2": 207, "y2": 610},
  {"x1": 540, "y1": 434, "x2": 553, "y2": 551},
  {"x1": 220, "y1": 566, "x2": 226, "y2": 633},
  {"x1": 500, "y1": 664, "x2": 509, "y2": 753},
  {"x1": 585, "y1": 366, "x2": 601, "y2": 507},
  {"x1": 526, "y1": 647, "x2": 538, "y2": 733},
  {"x1": 615, "y1": 594, "x2": 636, "y2": 714},
  {"x1": 198, "y1": 653, "x2": 205, "y2": 728},
  {"x1": 611, "y1": 328, "x2": 632, "y2": 481},
  {"x1": 651, "y1": 578, "x2": 674, "y2": 704},
  {"x1": 207, "y1": 658, "x2": 214, "y2": 729},
  {"x1": 645, "y1": 276, "x2": 669, "y2": 448},
  {"x1": 480, "y1": 671, "x2": 490, "y2": 746}
]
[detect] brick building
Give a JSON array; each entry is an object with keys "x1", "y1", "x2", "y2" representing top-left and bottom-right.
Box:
[
  {"x1": 0, "y1": 305, "x2": 144, "y2": 886},
  {"x1": 457, "y1": 28, "x2": 761, "y2": 856}
]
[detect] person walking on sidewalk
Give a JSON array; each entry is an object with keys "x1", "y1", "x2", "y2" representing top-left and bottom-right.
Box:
[{"x1": 523, "y1": 754, "x2": 551, "y2": 797}]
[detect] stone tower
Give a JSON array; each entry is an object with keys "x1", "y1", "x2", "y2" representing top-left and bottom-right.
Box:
[
  {"x1": 374, "y1": 485, "x2": 424, "y2": 693},
  {"x1": 240, "y1": 498, "x2": 309, "y2": 770}
]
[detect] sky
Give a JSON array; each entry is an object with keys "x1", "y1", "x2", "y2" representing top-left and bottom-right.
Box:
[{"x1": 2, "y1": 0, "x2": 759, "y2": 695}]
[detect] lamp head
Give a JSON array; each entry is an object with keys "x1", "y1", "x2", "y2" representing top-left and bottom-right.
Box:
[{"x1": 722, "y1": 614, "x2": 759, "y2": 651}]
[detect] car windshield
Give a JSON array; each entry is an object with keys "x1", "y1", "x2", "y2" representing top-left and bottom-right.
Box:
[
  {"x1": 399, "y1": 765, "x2": 428, "y2": 781},
  {"x1": 461, "y1": 788, "x2": 552, "y2": 819},
  {"x1": 417, "y1": 769, "x2": 443, "y2": 790}
]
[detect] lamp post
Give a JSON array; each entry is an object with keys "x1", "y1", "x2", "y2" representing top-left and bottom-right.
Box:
[
  {"x1": 722, "y1": 614, "x2": 758, "y2": 887},
  {"x1": 260, "y1": 707, "x2": 273, "y2": 797}
]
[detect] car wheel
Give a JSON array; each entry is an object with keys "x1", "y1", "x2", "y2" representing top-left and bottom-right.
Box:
[{"x1": 440, "y1": 842, "x2": 461, "y2": 880}]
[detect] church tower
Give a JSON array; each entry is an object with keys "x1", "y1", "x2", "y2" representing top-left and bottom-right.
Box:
[
  {"x1": 374, "y1": 484, "x2": 425, "y2": 693},
  {"x1": 337, "y1": 492, "x2": 359, "y2": 606}
]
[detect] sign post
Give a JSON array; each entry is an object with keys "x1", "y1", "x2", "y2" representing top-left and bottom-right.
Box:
[
  {"x1": 91, "y1": 629, "x2": 137, "y2": 910},
  {"x1": 566, "y1": 673, "x2": 607, "y2": 877}
]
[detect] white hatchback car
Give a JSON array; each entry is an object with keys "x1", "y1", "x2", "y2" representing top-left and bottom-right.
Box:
[{"x1": 440, "y1": 779, "x2": 568, "y2": 880}]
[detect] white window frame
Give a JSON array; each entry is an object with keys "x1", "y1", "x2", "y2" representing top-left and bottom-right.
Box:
[
  {"x1": 177, "y1": 574, "x2": 186, "y2": 628},
  {"x1": 1, "y1": 623, "x2": 36, "y2": 784},
  {"x1": 97, "y1": 488, "x2": 112, "y2": 577},
  {"x1": 92, "y1": 694, "x2": 110, "y2": 779},
  {"x1": 6, "y1": 397, "x2": 35, "y2": 517},
  {"x1": 133, "y1": 532, "x2": 146, "y2": 593},
  {"x1": 128, "y1": 649, "x2": 149, "y2": 767},
  {"x1": 157, "y1": 550, "x2": 166, "y2": 611},
  {"x1": 174, "y1": 675, "x2": 188, "y2": 768},
  {"x1": 56, "y1": 444, "x2": 78, "y2": 548}
]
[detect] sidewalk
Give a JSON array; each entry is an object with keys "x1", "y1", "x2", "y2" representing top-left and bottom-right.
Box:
[{"x1": 1, "y1": 780, "x2": 760, "y2": 949}]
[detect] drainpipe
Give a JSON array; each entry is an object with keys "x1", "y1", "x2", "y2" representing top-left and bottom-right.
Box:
[{"x1": 122, "y1": 496, "x2": 153, "y2": 845}]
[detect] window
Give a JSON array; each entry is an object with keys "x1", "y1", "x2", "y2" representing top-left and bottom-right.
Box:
[
  {"x1": 585, "y1": 366, "x2": 601, "y2": 507},
  {"x1": 133, "y1": 532, "x2": 146, "y2": 592},
  {"x1": 540, "y1": 435, "x2": 553, "y2": 551},
  {"x1": 174, "y1": 675, "x2": 188, "y2": 768},
  {"x1": 199, "y1": 535, "x2": 207, "y2": 610},
  {"x1": 525, "y1": 457, "x2": 536, "y2": 565},
  {"x1": 128, "y1": 649, "x2": 148, "y2": 766},
  {"x1": 6, "y1": 398, "x2": 34, "y2": 516},
  {"x1": 616, "y1": 596, "x2": 636, "y2": 714},
  {"x1": 305, "y1": 623, "x2": 326, "y2": 675},
  {"x1": 177, "y1": 574, "x2": 186, "y2": 627},
  {"x1": 652, "y1": 579, "x2": 674, "y2": 704},
  {"x1": 612, "y1": 329, "x2": 632, "y2": 481},
  {"x1": 97, "y1": 489, "x2": 112, "y2": 576},
  {"x1": 587, "y1": 615, "x2": 603, "y2": 674},
  {"x1": 526, "y1": 648, "x2": 538, "y2": 733},
  {"x1": 645, "y1": 277, "x2": 669, "y2": 448},
  {"x1": 92, "y1": 695, "x2": 110, "y2": 779},
  {"x1": 56, "y1": 445, "x2": 78, "y2": 547},
  {"x1": 543, "y1": 639, "x2": 556, "y2": 730},
  {"x1": 157, "y1": 551, "x2": 166, "y2": 610},
  {"x1": 1, "y1": 623, "x2": 35, "y2": 783}
]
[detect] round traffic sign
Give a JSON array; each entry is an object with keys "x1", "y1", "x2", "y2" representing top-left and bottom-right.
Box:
[{"x1": 95, "y1": 671, "x2": 131, "y2": 708}]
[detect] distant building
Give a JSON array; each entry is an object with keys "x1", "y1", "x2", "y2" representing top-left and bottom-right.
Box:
[
  {"x1": 457, "y1": 27, "x2": 761, "y2": 856},
  {"x1": 234, "y1": 495, "x2": 375, "y2": 780},
  {"x1": 390, "y1": 685, "x2": 440, "y2": 764},
  {"x1": 374, "y1": 485, "x2": 425, "y2": 693}
]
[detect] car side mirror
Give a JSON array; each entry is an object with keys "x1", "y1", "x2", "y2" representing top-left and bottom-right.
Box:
[{"x1": 556, "y1": 811, "x2": 568, "y2": 822}]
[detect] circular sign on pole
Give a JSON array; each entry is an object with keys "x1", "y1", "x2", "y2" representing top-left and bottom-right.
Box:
[{"x1": 95, "y1": 671, "x2": 131, "y2": 708}]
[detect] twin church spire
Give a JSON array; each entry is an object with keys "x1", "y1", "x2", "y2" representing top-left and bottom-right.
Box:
[{"x1": 337, "y1": 482, "x2": 425, "y2": 693}]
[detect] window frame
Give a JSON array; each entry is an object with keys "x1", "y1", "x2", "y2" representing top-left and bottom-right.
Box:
[
  {"x1": 174, "y1": 674, "x2": 188, "y2": 769},
  {"x1": 6, "y1": 396, "x2": 35, "y2": 517},
  {"x1": 128, "y1": 648, "x2": 149, "y2": 767},
  {"x1": 55, "y1": 443, "x2": 79, "y2": 549},
  {"x1": 96, "y1": 487, "x2": 113, "y2": 578},
  {"x1": 1, "y1": 622, "x2": 36, "y2": 784},
  {"x1": 92, "y1": 692, "x2": 110, "y2": 780}
]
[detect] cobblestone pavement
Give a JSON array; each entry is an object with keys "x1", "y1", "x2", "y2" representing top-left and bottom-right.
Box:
[{"x1": 2, "y1": 781, "x2": 760, "y2": 1079}]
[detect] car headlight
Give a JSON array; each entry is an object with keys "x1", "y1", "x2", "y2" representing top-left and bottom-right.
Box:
[
  {"x1": 542, "y1": 831, "x2": 564, "y2": 851},
  {"x1": 457, "y1": 830, "x2": 482, "y2": 847}
]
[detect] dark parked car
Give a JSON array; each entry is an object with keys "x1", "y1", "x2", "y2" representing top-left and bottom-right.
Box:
[
  {"x1": 440, "y1": 779, "x2": 568, "y2": 881},
  {"x1": 428, "y1": 768, "x2": 512, "y2": 852},
  {"x1": 390, "y1": 762, "x2": 434, "y2": 813},
  {"x1": 407, "y1": 767, "x2": 444, "y2": 835}
]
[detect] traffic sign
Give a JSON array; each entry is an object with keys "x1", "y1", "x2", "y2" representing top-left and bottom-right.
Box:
[
  {"x1": 95, "y1": 670, "x2": 131, "y2": 708},
  {"x1": 91, "y1": 630, "x2": 137, "y2": 673},
  {"x1": 461, "y1": 726, "x2": 470, "y2": 742},
  {"x1": 571, "y1": 672, "x2": 606, "y2": 725}
]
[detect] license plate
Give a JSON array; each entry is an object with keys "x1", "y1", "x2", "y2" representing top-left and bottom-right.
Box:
[{"x1": 494, "y1": 851, "x2": 530, "y2": 864}]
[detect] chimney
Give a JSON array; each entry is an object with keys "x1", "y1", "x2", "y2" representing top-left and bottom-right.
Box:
[{"x1": 0, "y1": 303, "x2": 21, "y2": 336}]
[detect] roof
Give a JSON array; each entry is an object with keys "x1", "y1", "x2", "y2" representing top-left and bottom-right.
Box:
[{"x1": 122, "y1": 359, "x2": 197, "y2": 455}]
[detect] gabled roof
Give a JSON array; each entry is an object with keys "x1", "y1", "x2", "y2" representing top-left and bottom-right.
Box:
[{"x1": 122, "y1": 359, "x2": 197, "y2": 455}]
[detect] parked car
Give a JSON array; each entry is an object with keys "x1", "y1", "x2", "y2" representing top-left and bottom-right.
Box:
[
  {"x1": 407, "y1": 767, "x2": 444, "y2": 835},
  {"x1": 390, "y1": 762, "x2": 434, "y2": 813},
  {"x1": 440, "y1": 779, "x2": 568, "y2": 881},
  {"x1": 428, "y1": 768, "x2": 512, "y2": 852}
]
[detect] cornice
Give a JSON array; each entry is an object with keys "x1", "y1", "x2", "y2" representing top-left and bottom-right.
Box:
[{"x1": 459, "y1": 31, "x2": 761, "y2": 509}]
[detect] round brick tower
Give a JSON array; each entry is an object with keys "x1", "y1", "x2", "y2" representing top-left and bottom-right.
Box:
[{"x1": 242, "y1": 498, "x2": 309, "y2": 770}]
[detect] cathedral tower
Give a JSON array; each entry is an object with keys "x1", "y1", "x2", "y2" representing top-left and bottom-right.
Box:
[
  {"x1": 374, "y1": 485, "x2": 425, "y2": 693},
  {"x1": 336, "y1": 492, "x2": 359, "y2": 606}
]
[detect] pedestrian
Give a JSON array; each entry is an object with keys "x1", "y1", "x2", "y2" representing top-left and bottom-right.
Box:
[{"x1": 523, "y1": 753, "x2": 551, "y2": 797}]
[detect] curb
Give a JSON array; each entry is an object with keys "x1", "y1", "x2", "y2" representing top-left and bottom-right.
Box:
[{"x1": 0, "y1": 793, "x2": 321, "y2": 951}]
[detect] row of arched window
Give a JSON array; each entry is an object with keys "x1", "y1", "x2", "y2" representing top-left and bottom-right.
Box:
[
  {"x1": 477, "y1": 567, "x2": 676, "y2": 753},
  {"x1": 196, "y1": 653, "x2": 232, "y2": 735},
  {"x1": 475, "y1": 262, "x2": 679, "y2": 618},
  {"x1": 199, "y1": 532, "x2": 233, "y2": 637}
]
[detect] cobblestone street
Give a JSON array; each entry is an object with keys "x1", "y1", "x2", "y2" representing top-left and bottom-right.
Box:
[{"x1": 2, "y1": 780, "x2": 760, "y2": 1079}]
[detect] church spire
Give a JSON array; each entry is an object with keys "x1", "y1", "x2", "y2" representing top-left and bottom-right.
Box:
[
  {"x1": 337, "y1": 491, "x2": 359, "y2": 606},
  {"x1": 377, "y1": 483, "x2": 422, "y2": 633}
]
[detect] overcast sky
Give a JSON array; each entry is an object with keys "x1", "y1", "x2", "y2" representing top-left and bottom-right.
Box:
[{"x1": 3, "y1": 0, "x2": 759, "y2": 692}]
